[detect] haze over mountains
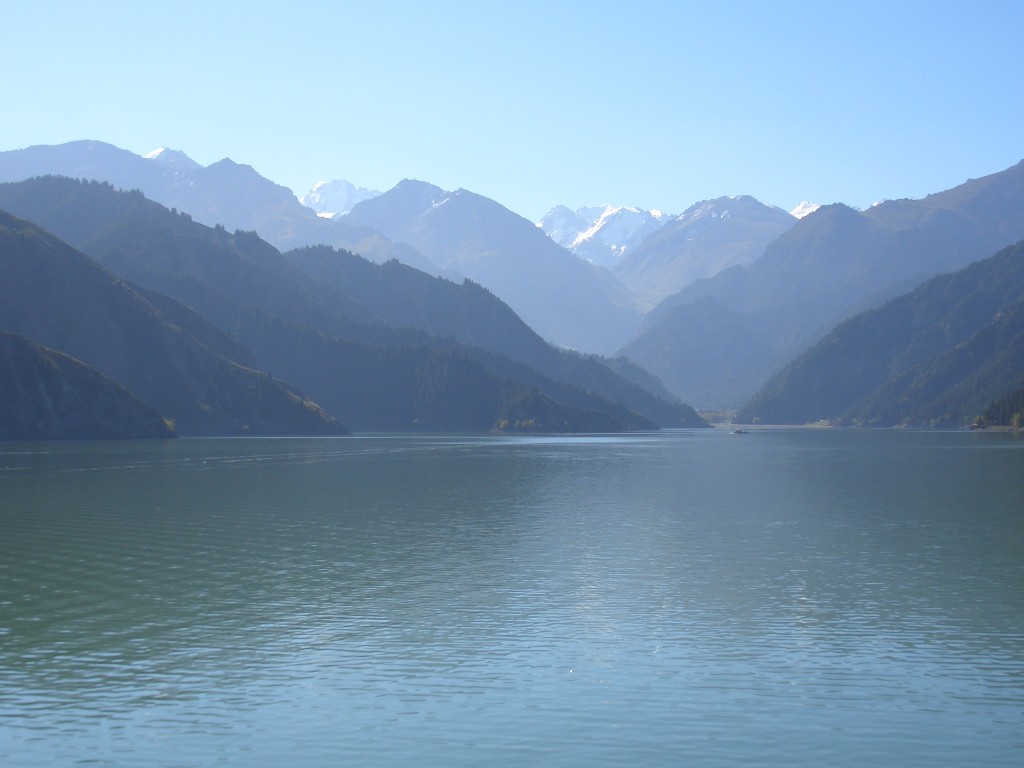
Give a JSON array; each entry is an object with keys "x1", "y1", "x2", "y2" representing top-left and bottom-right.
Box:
[{"x1": 1, "y1": 138, "x2": 1023, "y2": 436}]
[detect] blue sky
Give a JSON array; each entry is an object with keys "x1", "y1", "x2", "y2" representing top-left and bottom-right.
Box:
[{"x1": 4, "y1": 1, "x2": 1022, "y2": 220}]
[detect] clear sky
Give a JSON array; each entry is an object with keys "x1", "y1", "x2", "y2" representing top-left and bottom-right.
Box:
[{"x1": 4, "y1": 0, "x2": 1022, "y2": 220}]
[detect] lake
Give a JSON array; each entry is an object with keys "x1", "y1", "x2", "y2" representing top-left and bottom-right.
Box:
[{"x1": 1, "y1": 429, "x2": 1022, "y2": 766}]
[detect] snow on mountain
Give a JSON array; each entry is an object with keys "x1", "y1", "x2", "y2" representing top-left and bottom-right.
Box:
[
  {"x1": 613, "y1": 195, "x2": 798, "y2": 305},
  {"x1": 538, "y1": 204, "x2": 669, "y2": 269},
  {"x1": 143, "y1": 147, "x2": 202, "y2": 171},
  {"x1": 301, "y1": 179, "x2": 381, "y2": 218},
  {"x1": 536, "y1": 205, "x2": 591, "y2": 248},
  {"x1": 790, "y1": 201, "x2": 821, "y2": 219},
  {"x1": 342, "y1": 180, "x2": 645, "y2": 353}
]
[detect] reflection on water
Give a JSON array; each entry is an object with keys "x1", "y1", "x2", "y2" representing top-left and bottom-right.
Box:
[{"x1": 1, "y1": 430, "x2": 1022, "y2": 767}]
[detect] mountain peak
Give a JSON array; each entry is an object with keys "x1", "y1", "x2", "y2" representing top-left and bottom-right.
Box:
[
  {"x1": 537, "y1": 203, "x2": 670, "y2": 269},
  {"x1": 143, "y1": 147, "x2": 202, "y2": 170},
  {"x1": 394, "y1": 178, "x2": 446, "y2": 196},
  {"x1": 613, "y1": 194, "x2": 799, "y2": 306},
  {"x1": 300, "y1": 178, "x2": 381, "y2": 218},
  {"x1": 790, "y1": 201, "x2": 821, "y2": 219},
  {"x1": 674, "y1": 195, "x2": 784, "y2": 224},
  {"x1": 341, "y1": 178, "x2": 449, "y2": 234}
]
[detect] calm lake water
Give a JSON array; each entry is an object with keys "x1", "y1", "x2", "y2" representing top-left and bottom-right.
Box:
[{"x1": 1, "y1": 429, "x2": 1022, "y2": 767}]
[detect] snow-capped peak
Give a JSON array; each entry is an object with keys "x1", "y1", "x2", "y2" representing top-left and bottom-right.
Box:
[
  {"x1": 790, "y1": 201, "x2": 821, "y2": 219},
  {"x1": 538, "y1": 204, "x2": 671, "y2": 269},
  {"x1": 301, "y1": 178, "x2": 381, "y2": 218},
  {"x1": 143, "y1": 147, "x2": 202, "y2": 170},
  {"x1": 571, "y1": 205, "x2": 659, "y2": 249},
  {"x1": 572, "y1": 206, "x2": 622, "y2": 249}
]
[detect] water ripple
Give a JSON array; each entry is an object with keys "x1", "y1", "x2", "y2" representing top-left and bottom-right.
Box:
[{"x1": 2, "y1": 432, "x2": 1023, "y2": 767}]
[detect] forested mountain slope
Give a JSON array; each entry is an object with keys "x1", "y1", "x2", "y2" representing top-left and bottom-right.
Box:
[
  {"x1": 0, "y1": 329, "x2": 175, "y2": 440},
  {"x1": 0, "y1": 179, "x2": 703, "y2": 431},
  {"x1": 0, "y1": 211, "x2": 346, "y2": 436},
  {"x1": 738, "y1": 240, "x2": 1024, "y2": 427}
]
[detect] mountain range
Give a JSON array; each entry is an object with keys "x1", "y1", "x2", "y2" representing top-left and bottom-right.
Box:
[
  {"x1": 621, "y1": 160, "x2": 1024, "y2": 408},
  {"x1": 538, "y1": 205, "x2": 669, "y2": 271},
  {"x1": 539, "y1": 198, "x2": 796, "y2": 306},
  {"x1": 0, "y1": 142, "x2": 642, "y2": 353},
  {"x1": 340, "y1": 179, "x2": 644, "y2": 352},
  {"x1": 2, "y1": 138, "x2": 1023, "y2": 435},
  {"x1": 0, "y1": 142, "x2": 809, "y2": 358},
  {"x1": 0, "y1": 176, "x2": 703, "y2": 436},
  {"x1": 0, "y1": 140, "x2": 437, "y2": 273},
  {"x1": 612, "y1": 196, "x2": 797, "y2": 305}
]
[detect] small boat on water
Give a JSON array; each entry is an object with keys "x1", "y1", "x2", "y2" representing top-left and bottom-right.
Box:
[{"x1": 730, "y1": 427, "x2": 749, "y2": 434}]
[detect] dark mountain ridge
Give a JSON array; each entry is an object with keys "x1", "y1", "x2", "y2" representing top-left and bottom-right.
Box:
[
  {"x1": 0, "y1": 210, "x2": 347, "y2": 436},
  {"x1": 0, "y1": 175, "x2": 382, "y2": 332}
]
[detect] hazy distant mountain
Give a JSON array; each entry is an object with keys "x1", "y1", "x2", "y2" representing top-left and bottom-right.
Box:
[
  {"x1": 343, "y1": 180, "x2": 645, "y2": 353},
  {"x1": 618, "y1": 295, "x2": 783, "y2": 411},
  {"x1": 0, "y1": 209, "x2": 347, "y2": 436},
  {"x1": 738, "y1": 239, "x2": 1024, "y2": 427},
  {"x1": 612, "y1": 196, "x2": 796, "y2": 304},
  {"x1": 0, "y1": 140, "x2": 436, "y2": 272},
  {"x1": 301, "y1": 179, "x2": 381, "y2": 217},
  {"x1": 0, "y1": 177, "x2": 701, "y2": 431},
  {"x1": 621, "y1": 160, "x2": 1024, "y2": 407},
  {"x1": 538, "y1": 204, "x2": 669, "y2": 270},
  {"x1": 0, "y1": 329, "x2": 175, "y2": 440},
  {"x1": 540, "y1": 197, "x2": 798, "y2": 304}
]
